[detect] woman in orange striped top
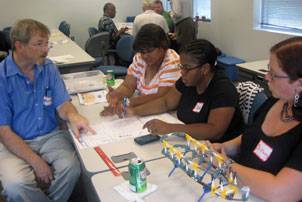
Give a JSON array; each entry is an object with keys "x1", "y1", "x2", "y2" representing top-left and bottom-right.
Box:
[{"x1": 101, "y1": 23, "x2": 180, "y2": 116}]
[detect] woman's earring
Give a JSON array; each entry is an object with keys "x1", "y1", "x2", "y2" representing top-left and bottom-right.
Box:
[{"x1": 294, "y1": 92, "x2": 300, "y2": 107}]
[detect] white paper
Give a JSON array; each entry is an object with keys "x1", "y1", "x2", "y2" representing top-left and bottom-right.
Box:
[
  {"x1": 73, "y1": 113, "x2": 179, "y2": 149},
  {"x1": 114, "y1": 181, "x2": 157, "y2": 202},
  {"x1": 78, "y1": 90, "x2": 107, "y2": 105},
  {"x1": 49, "y1": 54, "x2": 74, "y2": 64}
]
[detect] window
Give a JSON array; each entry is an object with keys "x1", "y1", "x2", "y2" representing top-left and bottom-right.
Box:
[
  {"x1": 254, "y1": 0, "x2": 302, "y2": 36},
  {"x1": 193, "y1": 0, "x2": 211, "y2": 21}
]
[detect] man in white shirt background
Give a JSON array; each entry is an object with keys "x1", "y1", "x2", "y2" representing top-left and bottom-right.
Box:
[{"x1": 132, "y1": 0, "x2": 169, "y2": 37}]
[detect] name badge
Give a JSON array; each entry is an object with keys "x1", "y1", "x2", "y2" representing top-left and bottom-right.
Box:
[
  {"x1": 43, "y1": 96, "x2": 52, "y2": 106},
  {"x1": 253, "y1": 140, "x2": 273, "y2": 162},
  {"x1": 192, "y1": 102, "x2": 204, "y2": 113},
  {"x1": 43, "y1": 88, "x2": 52, "y2": 106}
]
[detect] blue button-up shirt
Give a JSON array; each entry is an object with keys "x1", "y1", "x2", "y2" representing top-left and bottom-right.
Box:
[{"x1": 0, "y1": 52, "x2": 70, "y2": 140}]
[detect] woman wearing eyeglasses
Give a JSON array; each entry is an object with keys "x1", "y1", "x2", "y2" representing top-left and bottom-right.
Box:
[
  {"x1": 127, "y1": 39, "x2": 244, "y2": 142},
  {"x1": 211, "y1": 37, "x2": 302, "y2": 201},
  {"x1": 100, "y1": 23, "x2": 180, "y2": 116}
]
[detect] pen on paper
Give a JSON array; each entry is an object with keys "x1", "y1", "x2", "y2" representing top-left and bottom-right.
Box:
[{"x1": 122, "y1": 97, "x2": 128, "y2": 118}]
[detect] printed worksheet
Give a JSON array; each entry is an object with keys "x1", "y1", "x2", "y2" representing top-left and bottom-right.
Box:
[{"x1": 72, "y1": 113, "x2": 180, "y2": 149}]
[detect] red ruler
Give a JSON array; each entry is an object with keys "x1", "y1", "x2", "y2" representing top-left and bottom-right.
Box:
[{"x1": 94, "y1": 146, "x2": 121, "y2": 176}]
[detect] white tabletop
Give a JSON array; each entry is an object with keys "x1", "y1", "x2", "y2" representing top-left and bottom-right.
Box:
[
  {"x1": 48, "y1": 29, "x2": 95, "y2": 71},
  {"x1": 237, "y1": 60, "x2": 269, "y2": 78},
  {"x1": 91, "y1": 158, "x2": 263, "y2": 202},
  {"x1": 69, "y1": 79, "x2": 181, "y2": 175},
  {"x1": 72, "y1": 98, "x2": 180, "y2": 174},
  {"x1": 115, "y1": 22, "x2": 133, "y2": 35}
]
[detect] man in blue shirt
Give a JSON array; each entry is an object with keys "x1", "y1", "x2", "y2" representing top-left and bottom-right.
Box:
[{"x1": 0, "y1": 19, "x2": 95, "y2": 202}]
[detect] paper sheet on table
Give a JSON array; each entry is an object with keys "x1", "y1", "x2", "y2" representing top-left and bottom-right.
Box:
[
  {"x1": 72, "y1": 113, "x2": 180, "y2": 149},
  {"x1": 114, "y1": 181, "x2": 157, "y2": 202},
  {"x1": 78, "y1": 90, "x2": 107, "y2": 105},
  {"x1": 49, "y1": 54, "x2": 74, "y2": 64}
]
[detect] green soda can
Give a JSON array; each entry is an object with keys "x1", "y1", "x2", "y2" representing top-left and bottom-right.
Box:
[
  {"x1": 106, "y1": 70, "x2": 115, "y2": 86},
  {"x1": 128, "y1": 158, "x2": 147, "y2": 193}
]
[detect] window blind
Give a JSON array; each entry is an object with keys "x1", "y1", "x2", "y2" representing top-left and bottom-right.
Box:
[{"x1": 261, "y1": 0, "x2": 302, "y2": 33}]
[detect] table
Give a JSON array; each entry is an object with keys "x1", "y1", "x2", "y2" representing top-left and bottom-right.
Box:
[
  {"x1": 48, "y1": 29, "x2": 95, "y2": 73},
  {"x1": 236, "y1": 60, "x2": 268, "y2": 79},
  {"x1": 91, "y1": 158, "x2": 263, "y2": 202},
  {"x1": 69, "y1": 78, "x2": 181, "y2": 175},
  {"x1": 116, "y1": 22, "x2": 133, "y2": 35},
  {"x1": 72, "y1": 94, "x2": 181, "y2": 175}
]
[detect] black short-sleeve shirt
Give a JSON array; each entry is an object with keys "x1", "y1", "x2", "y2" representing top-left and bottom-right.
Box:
[
  {"x1": 238, "y1": 98, "x2": 302, "y2": 175},
  {"x1": 175, "y1": 70, "x2": 244, "y2": 142}
]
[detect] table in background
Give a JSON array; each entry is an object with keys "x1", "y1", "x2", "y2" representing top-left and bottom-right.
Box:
[
  {"x1": 237, "y1": 60, "x2": 268, "y2": 79},
  {"x1": 116, "y1": 22, "x2": 133, "y2": 35},
  {"x1": 48, "y1": 29, "x2": 95, "y2": 73}
]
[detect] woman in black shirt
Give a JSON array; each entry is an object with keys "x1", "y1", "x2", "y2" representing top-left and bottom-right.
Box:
[
  {"x1": 128, "y1": 39, "x2": 244, "y2": 142},
  {"x1": 212, "y1": 37, "x2": 302, "y2": 201}
]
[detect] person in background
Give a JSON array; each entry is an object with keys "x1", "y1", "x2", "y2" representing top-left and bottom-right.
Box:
[
  {"x1": 168, "y1": 0, "x2": 196, "y2": 52},
  {"x1": 98, "y1": 2, "x2": 128, "y2": 48},
  {"x1": 125, "y1": 39, "x2": 244, "y2": 142},
  {"x1": 152, "y1": 0, "x2": 174, "y2": 32},
  {"x1": 0, "y1": 19, "x2": 95, "y2": 202},
  {"x1": 100, "y1": 23, "x2": 180, "y2": 116},
  {"x1": 132, "y1": 0, "x2": 169, "y2": 37},
  {"x1": 211, "y1": 37, "x2": 302, "y2": 201}
]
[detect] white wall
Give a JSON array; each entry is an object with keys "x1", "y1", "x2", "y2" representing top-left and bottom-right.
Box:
[
  {"x1": 197, "y1": 0, "x2": 292, "y2": 61},
  {"x1": 1, "y1": 0, "x2": 294, "y2": 61},
  {"x1": 0, "y1": 0, "x2": 142, "y2": 47}
]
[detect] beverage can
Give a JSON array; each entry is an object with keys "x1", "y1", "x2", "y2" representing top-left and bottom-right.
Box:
[
  {"x1": 106, "y1": 70, "x2": 115, "y2": 86},
  {"x1": 128, "y1": 157, "x2": 147, "y2": 193}
]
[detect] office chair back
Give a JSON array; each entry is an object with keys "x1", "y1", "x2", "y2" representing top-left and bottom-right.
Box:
[
  {"x1": 236, "y1": 81, "x2": 268, "y2": 125},
  {"x1": 88, "y1": 27, "x2": 99, "y2": 37},
  {"x1": 126, "y1": 16, "x2": 136, "y2": 22},
  {"x1": 2, "y1": 26, "x2": 11, "y2": 51},
  {"x1": 85, "y1": 32, "x2": 110, "y2": 58},
  {"x1": 96, "y1": 34, "x2": 134, "y2": 77},
  {"x1": 116, "y1": 35, "x2": 134, "y2": 65},
  {"x1": 58, "y1": 21, "x2": 71, "y2": 37}
]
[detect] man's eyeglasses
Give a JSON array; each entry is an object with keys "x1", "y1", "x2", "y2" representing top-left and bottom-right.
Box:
[
  {"x1": 267, "y1": 64, "x2": 289, "y2": 81},
  {"x1": 28, "y1": 42, "x2": 53, "y2": 49},
  {"x1": 178, "y1": 63, "x2": 202, "y2": 73}
]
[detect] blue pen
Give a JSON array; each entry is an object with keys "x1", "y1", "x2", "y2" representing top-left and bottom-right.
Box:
[{"x1": 122, "y1": 97, "x2": 128, "y2": 117}]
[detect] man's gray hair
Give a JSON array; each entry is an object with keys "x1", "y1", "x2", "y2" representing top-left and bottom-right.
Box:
[{"x1": 10, "y1": 19, "x2": 50, "y2": 50}]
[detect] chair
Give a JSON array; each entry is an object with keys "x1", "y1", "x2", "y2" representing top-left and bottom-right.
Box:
[
  {"x1": 97, "y1": 34, "x2": 134, "y2": 77},
  {"x1": 1, "y1": 27, "x2": 11, "y2": 51},
  {"x1": 126, "y1": 16, "x2": 136, "y2": 22},
  {"x1": 236, "y1": 81, "x2": 268, "y2": 125},
  {"x1": 88, "y1": 27, "x2": 99, "y2": 37},
  {"x1": 58, "y1": 21, "x2": 71, "y2": 38},
  {"x1": 85, "y1": 32, "x2": 110, "y2": 66}
]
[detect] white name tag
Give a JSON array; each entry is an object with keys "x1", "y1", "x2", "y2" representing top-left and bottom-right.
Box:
[
  {"x1": 43, "y1": 96, "x2": 52, "y2": 106},
  {"x1": 192, "y1": 102, "x2": 204, "y2": 113},
  {"x1": 253, "y1": 140, "x2": 273, "y2": 162}
]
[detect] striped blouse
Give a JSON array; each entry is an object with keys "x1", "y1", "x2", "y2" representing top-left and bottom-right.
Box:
[{"x1": 127, "y1": 49, "x2": 180, "y2": 95}]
